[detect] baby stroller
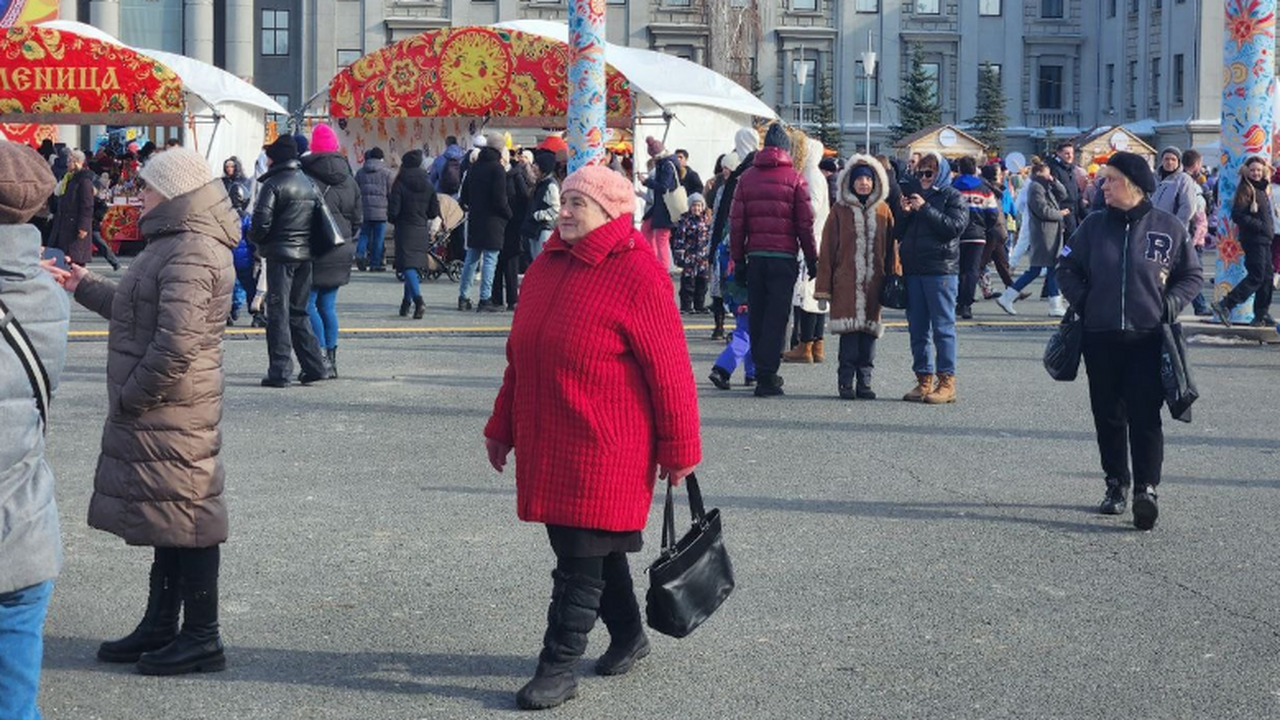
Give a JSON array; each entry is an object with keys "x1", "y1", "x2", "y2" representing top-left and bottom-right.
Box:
[{"x1": 426, "y1": 194, "x2": 465, "y2": 282}]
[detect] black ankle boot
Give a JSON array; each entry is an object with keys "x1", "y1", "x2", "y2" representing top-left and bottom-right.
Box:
[
  {"x1": 1099, "y1": 477, "x2": 1128, "y2": 515},
  {"x1": 516, "y1": 570, "x2": 604, "y2": 710},
  {"x1": 98, "y1": 561, "x2": 180, "y2": 663},
  {"x1": 855, "y1": 367, "x2": 876, "y2": 400},
  {"x1": 413, "y1": 297, "x2": 426, "y2": 319},
  {"x1": 595, "y1": 557, "x2": 649, "y2": 676},
  {"x1": 138, "y1": 550, "x2": 225, "y2": 676},
  {"x1": 710, "y1": 302, "x2": 726, "y2": 340},
  {"x1": 708, "y1": 366, "x2": 732, "y2": 390},
  {"x1": 325, "y1": 347, "x2": 338, "y2": 379},
  {"x1": 1132, "y1": 487, "x2": 1159, "y2": 530},
  {"x1": 400, "y1": 299, "x2": 411, "y2": 317}
]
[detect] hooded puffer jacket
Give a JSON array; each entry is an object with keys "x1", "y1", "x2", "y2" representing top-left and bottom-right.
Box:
[
  {"x1": 1151, "y1": 147, "x2": 1198, "y2": 230},
  {"x1": 356, "y1": 156, "x2": 393, "y2": 222},
  {"x1": 389, "y1": 163, "x2": 442, "y2": 272},
  {"x1": 895, "y1": 153, "x2": 968, "y2": 276},
  {"x1": 728, "y1": 146, "x2": 818, "y2": 266},
  {"x1": 461, "y1": 146, "x2": 512, "y2": 252},
  {"x1": 72, "y1": 180, "x2": 239, "y2": 547},
  {"x1": 302, "y1": 151, "x2": 361, "y2": 288}
]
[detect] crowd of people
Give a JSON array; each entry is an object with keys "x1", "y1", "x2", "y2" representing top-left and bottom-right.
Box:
[{"x1": 2, "y1": 115, "x2": 1277, "y2": 718}]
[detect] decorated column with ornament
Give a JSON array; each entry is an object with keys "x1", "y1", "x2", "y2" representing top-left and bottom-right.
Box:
[
  {"x1": 566, "y1": 0, "x2": 607, "y2": 173},
  {"x1": 1217, "y1": 0, "x2": 1276, "y2": 324}
]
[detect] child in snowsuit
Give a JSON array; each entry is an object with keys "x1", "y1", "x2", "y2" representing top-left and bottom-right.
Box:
[{"x1": 672, "y1": 193, "x2": 713, "y2": 313}]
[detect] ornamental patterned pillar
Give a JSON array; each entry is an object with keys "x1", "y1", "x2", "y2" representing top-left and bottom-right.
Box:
[
  {"x1": 567, "y1": 0, "x2": 606, "y2": 173},
  {"x1": 1217, "y1": 0, "x2": 1276, "y2": 324}
]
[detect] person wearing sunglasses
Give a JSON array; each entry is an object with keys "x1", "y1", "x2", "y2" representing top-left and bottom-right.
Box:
[{"x1": 894, "y1": 152, "x2": 969, "y2": 404}]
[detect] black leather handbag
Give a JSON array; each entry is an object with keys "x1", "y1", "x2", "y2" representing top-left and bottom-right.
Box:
[
  {"x1": 1043, "y1": 308, "x2": 1083, "y2": 381},
  {"x1": 879, "y1": 273, "x2": 908, "y2": 310},
  {"x1": 308, "y1": 179, "x2": 346, "y2": 253},
  {"x1": 645, "y1": 473, "x2": 735, "y2": 638}
]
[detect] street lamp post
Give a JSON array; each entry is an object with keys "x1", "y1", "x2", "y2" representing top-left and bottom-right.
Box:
[{"x1": 861, "y1": 33, "x2": 877, "y2": 154}]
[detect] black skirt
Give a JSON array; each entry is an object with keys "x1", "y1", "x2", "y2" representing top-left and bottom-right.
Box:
[{"x1": 545, "y1": 525, "x2": 643, "y2": 558}]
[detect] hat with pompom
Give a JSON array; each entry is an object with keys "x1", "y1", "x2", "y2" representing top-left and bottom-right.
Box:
[{"x1": 560, "y1": 164, "x2": 634, "y2": 220}]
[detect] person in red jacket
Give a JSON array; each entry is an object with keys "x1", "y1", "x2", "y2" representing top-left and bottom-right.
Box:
[
  {"x1": 729, "y1": 123, "x2": 818, "y2": 397},
  {"x1": 484, "y1": 165, "x2": 702, "y2": 711}
]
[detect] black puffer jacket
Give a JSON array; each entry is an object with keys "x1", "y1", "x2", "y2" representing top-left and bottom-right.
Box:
[
  {"x1": 504, "y1": 164, "x2": 533, "y2": 255},
  {"x1": 388, "y1": 165, "x2": 441, "y2": 272},
  {"x1": 1230, "y1": 178, "x2": 1273, "y2": 247},
  {"x1": 460, "y1": 147, "x2": 511, "y2": 252},
  {"x1": 302, "y1": 152, "x2": 361, "y2": 288},
  {"x1": 1057, "y1": 201, "x2": 1203, "y2": 333},
  {"x1": 251, "y1": 160, "x2": 319, "y2": 262},
  {"x1": 894, "y1": 156, "x2": 968, "y2": 276}
]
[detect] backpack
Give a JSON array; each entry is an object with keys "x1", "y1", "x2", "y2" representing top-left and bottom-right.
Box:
[{"x1": 438, "y1": 156, "x2": 463, "y2": 195}]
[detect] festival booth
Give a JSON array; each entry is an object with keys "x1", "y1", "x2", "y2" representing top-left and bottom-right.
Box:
[
  {"x1": 1071, "y1": 126, "x2": 1157, "y2": 167},
  {"x1": 894, "y1": 124, "x2": 988, "y2": 162},
  {"x1": 325, "y1": 23, "x2": 775, "y2": 183}
]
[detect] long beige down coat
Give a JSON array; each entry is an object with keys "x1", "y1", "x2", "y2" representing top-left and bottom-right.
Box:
[
  {"x1": 814, "y1": 155, "x2": 898, "y2": 337},
  {"x1": 74, "y1": 180, "x2": 238, "y2": 547}
]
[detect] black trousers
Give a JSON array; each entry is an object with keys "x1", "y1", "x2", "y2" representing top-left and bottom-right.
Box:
[
  {"x1": 679, "y1": 275, "x2": 709, "y2": 312},
  {"x1": 747, "y1": 256, "x2": 799, "y2": 379},
  {"x1": 92, "y1": 231, "x2": 120, "y2": 267},
  {"x1": 235, "y1": 264, "x2": 258, "y2": 311},
  {"x1": 1082, "y1": 331, "x2": 1165, "y2": 489},
  {"x1": 837, "y1": 331, "x2": 877, "y2": 388},
  {"x1": 490, "y1": 251, "x2": 521, "y2": 308},
  {"x1": 980, "y1": 236, "x2": 1015, "y2": 288},
  {"x1": 794, "y1": 307, "x2": 826, "y2": 343},
  {"x1": 154, "y1": 546, "x2": 220, "y2": 587},
  {"x1": 958, "y1": 242, "x2": 985, "y2": 309},
  {"x1": 265, "y1": 258, "x2": 326, "y2": 381},
  {"x1": 1224, "y1": 241, "x2": 1274, "y2": 317}
]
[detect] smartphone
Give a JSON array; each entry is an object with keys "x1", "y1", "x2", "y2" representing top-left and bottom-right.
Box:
[
  {"x1": 41, "y1": 247, "x2": 70, "y2": 271},
  {"x1": 898, "y1": 174, "x2": 925, "y2": 199}
]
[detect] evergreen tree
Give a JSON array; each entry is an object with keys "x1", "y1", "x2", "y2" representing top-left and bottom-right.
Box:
[
  {"x1": 1041, "y1": 127, "x2": 1058, "y2": 160},
  {"x1": 750, "y1": 66, "x2": 765, "y2": 99},
  {"x1": 890, "y1": 43, "x2": 942, "y2": 142},
  {"x1": 814, "y1": 74, "x2": 843, "y2": 153},
  {"x1": 966, "y1": 62, "x2": 1007, "y2": 156}
]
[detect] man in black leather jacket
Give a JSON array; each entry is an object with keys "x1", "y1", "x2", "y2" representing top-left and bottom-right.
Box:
[
  {"x1": 895, "y1": 152, "x2": 969, "y2": 405},
  {"x1": 250, "y1": 134, "x2": 328, "y2": 387}
]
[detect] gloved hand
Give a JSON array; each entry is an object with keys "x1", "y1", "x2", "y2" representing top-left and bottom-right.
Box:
[
  {"x1": 816, "y1": 298, "x2": 829, "y2": 313},
  {"x1": 805, "y1": 258, "x2": 817, "y2": 279}
]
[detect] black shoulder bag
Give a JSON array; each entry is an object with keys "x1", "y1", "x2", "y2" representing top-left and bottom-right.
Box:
[
  {"x1": 646, "y1": 473, "x2": 735, "y2": 638},
  {"x1": 308, "y1": 178, "x2": 346, "y2": 253},
  {"x1": 0, "y1": 297, "x2": 52, "y2": 432}
]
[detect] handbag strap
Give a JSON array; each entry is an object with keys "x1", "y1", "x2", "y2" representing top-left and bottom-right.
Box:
[
  {"x1": 0, "y1": 297, "x2": 51, "y2": 432},
  {"x1": 661, "y1": 472, "x2": 708, "y2": 551}
]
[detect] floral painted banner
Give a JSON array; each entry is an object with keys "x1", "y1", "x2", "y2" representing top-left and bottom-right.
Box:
[
  {"x1": 0, "y1": 26, "x2": 184, "y2": 124},
  {"x1": 567, "y1": 0, "x2": 607, "y2": 172},
  {"x1": 329, "y1": 26, "x2": 632, "y2": 127}
]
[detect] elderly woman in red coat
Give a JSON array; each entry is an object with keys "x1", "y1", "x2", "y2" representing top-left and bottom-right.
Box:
[{"x1": 485, "y1": 165, "x2": 701, "y2": 711}]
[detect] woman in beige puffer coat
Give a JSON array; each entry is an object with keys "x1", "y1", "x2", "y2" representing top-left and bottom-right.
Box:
[{"x1": 56, "y1": 148, "x2": 238, "y2": 677}]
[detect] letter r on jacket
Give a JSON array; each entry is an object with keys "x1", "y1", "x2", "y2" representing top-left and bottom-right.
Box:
[{"x1": 1145, "y1": 232, "x2": 1173, "y2": 266}]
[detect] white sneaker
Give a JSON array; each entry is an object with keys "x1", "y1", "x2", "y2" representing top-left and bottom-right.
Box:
[
  {"x1": 1048, "y1": 296, "x2": 1067, "y2": 317},
  {"x1": 996, "y1": 288, "x2": 1018, "y2": 316}
]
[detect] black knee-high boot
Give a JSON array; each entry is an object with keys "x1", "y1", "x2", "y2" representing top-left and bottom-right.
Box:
[
  {"x1": 516, "y1": 568, "x2": 605, "y2": 710},
  {"x1": 711, "y1": 299, "x2": 726, "y2": 340},
  {"x1": 594, "y1": 554, "x2": 649, "y2": 676},
  {"x1": 97, "y1": 549, "x2": 181, "y2": 663},
  {"x1": 678, "y1": 276, "x2": 693, "y2": 313},
  {"x1": 138, "y1": 546, "x2": 225, "y2": 675}
]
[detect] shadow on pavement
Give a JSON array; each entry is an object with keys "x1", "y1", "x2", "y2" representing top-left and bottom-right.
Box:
[{"x1": 42, "y1": 636, "x2": 524, "y2": 709}]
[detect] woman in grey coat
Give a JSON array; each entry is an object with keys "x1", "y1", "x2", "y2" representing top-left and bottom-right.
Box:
[
  {"x1": 996, "y1": 162, "x2": 1070, "y2": 317},
  {"x1": 0, "y1": 141, "x2": 67, "y2": 720}
]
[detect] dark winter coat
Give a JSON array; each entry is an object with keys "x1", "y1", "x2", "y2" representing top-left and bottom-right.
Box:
[
  {"x1": 504, "y1": 163, "x2": 533, "y2": 255},
  {"x1": 220, "y1": 158, "x2": 251, "y2": 215},
  {"x1": 643, "y1": 154, "x2": 680, "y2": 229},
  {"x1": 1049, "y1": 155, "x2": 1082, "y2": 234},
  {"x1": 710, "y1": 152, "x2": 755, "y2": 256},
  {"x1": 1057, "y1": 201, "x2": 1203, "y2": 334},
  {"x1": 1026, "y1": 176, "x2": 1066, "y2": 268},
  {"x1": 522, "y1": 175, "x2": 560, "y2": 240},
  {"x1": 356, "y1": 157, "x2": 393, "y2": 223},
  {"x1": 302, "y1": 152, "x2": 361, "y2": 289},
  {"x1": 51, "y1": 168, "x2": 95, "y2": 265},
  {"x1": 460, "y1": 147, "x2": 511, "y2": 252},
  {"x1": 250, "y1": 159, "x2": 320, "y2": 262},
  {"x1": 680, "y1": 166, "x2": 705, "y2": 198},
  {"x1": 1230, "y1": 178, "x2": 1274, "y2": 247},
  {"x1": 953, "y1": 174, "x2": 1000, "y2": 246},
  {"x1": 894, "y1": 155, "x2": 968, "y2": 276},
  {"x1": 388, "y1": 166, "x2": 441, "y2": 272},
  {"x1": 72, "y1": 180, "x2": 239, "y2": 547},
  {"x1": 728, "y1": 147, "x2": 817, "y2": 266}
]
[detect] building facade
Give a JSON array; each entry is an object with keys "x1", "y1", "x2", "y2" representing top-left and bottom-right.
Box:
[{"x1": 63, "y1": 0, "x2": 1224, "y2": 158}]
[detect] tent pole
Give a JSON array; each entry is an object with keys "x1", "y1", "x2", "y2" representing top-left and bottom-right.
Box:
[{"x1": 567, "y1": 0, "x2": 606, "y2": 172}]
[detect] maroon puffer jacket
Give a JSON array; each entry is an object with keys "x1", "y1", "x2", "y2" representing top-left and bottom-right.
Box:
[{"x1": 728, "y1": 147, "x2": 817, "y2": 266}]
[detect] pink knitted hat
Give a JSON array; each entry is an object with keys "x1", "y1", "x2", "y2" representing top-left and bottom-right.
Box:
[
  {"x1": 311, "y1": 124, "x2": 340, "y2": 154},
  {"x1": 560, "y1": 165, "x2": 634, "y2": 220}
]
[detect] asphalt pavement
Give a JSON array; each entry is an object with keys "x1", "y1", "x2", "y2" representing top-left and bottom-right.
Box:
[{"x1": 37, "y1": 264, "x2": 1280, "y2": 720}]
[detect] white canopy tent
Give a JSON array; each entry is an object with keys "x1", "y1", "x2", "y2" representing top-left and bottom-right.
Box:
[
  {"x1": 38, "y1": 20, "x2": 287, "y2": 175},
  {"x1": 493, "y1": 20, "x2": 775, "y2": 181}
]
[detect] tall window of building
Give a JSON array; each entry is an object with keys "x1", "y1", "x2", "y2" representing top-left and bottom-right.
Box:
[
  {"x1": 984, "y1": 63, "x2": 1002, "y2": 90},
  {"x1": 1108, "y1": 0, "x2": 1116, "y2": 16},
  {"x1": 337, "y1": 49, "x2": 361, "y2": 68},
  {"x1": 1130, "y1": 0, "x2": 1139, "y2": 13},
  {"x1": 979, "y1": 0, "x2": 1001, "y2": 15},
  {"x1": 1037, "y1": 64, "x2": 1063, "y2": 109},
  {"x1": 1042, "y1": 0, "x2": 1064, "y2": 18},
  {"x1": 1172, "y1": 54, "x2": 1184, "y2": 104},
  {"x1": 855, "y1": 0, "x2": 878, "y2": 11},
  {"x1": 921, "y1": 61, "x2": 940, "y2": 104},
  {"x1": 793, "y1": 58, "x2": 818, "y2": 104},
  {"x1": 916, "y1": 0, "x2": 940, "y2": 14},
  {"x1": 1150, "y1": 57, "x2": 1161, "y2": 111},
  {"x1": 261, "y1": 10, "x2": 289, "y2": 57},
  {"x1": 267, "y1": 95, "x2": 290, "y2": 128},
  {"x1": 1127, "y1": 61, "x2": 1137, "y2": 108},
  {"x1": 1105, "y1": 63, "x2": 1116, "y2": 112},
  {"x1": 791, "y1": 0, "x2": 818, "y2": 11},
  {"x1": 855, "y1": 60, "x2": 879, "y2": 105}
]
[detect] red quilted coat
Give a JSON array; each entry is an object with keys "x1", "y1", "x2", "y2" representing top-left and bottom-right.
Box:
[
  {"x1": 728, "y1": 146, "x2": 818, "y2": 266},
  {"x1": 484, "y1": 214, "x2": 702, "y2": 531}
]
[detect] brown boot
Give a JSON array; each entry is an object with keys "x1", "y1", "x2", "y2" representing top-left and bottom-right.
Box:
[
  {"x1": 902, "y1": 373, "x2": 935, "y2": 402},
  {"x1": 782, "y1": 341, "x2": 813, "y2": 364},
  {"x1": 811, "y1": 338, "x2": 825, "y2": 363},
  {"x1": 924, "y1": 374, "x2": 957, "y2": 404}
]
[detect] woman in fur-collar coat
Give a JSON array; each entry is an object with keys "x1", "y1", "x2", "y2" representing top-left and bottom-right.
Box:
[{"x1": 814, "y1": 154, "x2": 897, "y2": 400}]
